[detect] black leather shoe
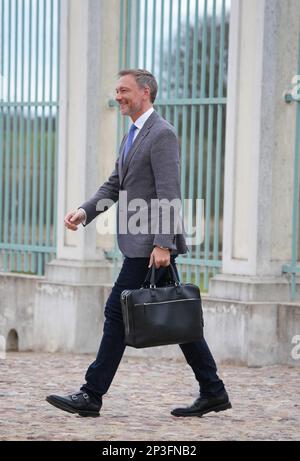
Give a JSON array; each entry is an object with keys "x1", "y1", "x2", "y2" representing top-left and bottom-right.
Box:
[
  {"x1": 46, "y1": 391, "x2": 101, "y2": 417},
  {"x1": 171, "y1": 392, "x2": 232, "y2": 417}
]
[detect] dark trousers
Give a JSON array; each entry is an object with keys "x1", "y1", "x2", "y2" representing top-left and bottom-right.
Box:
[{"x1": 81, "y1": 256, "x2": 225, "y2": 404}]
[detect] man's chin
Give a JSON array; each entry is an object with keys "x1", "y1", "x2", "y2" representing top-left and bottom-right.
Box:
[{"x1": 119, "y1": 108, "x2": 129, "y2": 116}]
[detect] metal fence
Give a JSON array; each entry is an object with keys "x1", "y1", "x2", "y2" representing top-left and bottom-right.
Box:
[
  {"x1": 109, "y1": 0, "x2": 230, "y2": 290},
  {"x1": 0, "y1": 0, "x2": 60, "y2": 275},
  {"x1": 283, "y1": 33, "x2": 300, "y2": 300}
]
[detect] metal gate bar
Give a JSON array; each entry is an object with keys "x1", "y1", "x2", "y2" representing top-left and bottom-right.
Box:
[{"x1": 283, "y1": 32, "x2": 300, "y2": 299}]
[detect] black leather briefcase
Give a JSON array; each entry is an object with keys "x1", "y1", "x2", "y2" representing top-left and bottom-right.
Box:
[{"x1": 120, "y1": 263, "x2": 204, "y2": 348}]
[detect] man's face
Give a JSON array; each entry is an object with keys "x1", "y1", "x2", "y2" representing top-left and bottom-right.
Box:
[{"x1": 115, "y1": 75, "x2": 150, "y2": 117}]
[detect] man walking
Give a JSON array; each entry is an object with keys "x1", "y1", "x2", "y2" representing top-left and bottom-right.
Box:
[{"x1": 46, "y1": 69, "x2": 231, "y2": 418}]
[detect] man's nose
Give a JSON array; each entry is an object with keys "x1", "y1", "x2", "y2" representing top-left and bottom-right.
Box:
[{"x1": 115, "y1": 93, "x2": 121, "y2": 102}]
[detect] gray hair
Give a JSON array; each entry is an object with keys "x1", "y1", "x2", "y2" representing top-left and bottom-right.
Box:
[{"x1": 118, "y1": 69, "x2": 158, "y2": 103}]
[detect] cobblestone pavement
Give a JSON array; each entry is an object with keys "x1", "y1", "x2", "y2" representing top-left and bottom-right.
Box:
[{"x1": 0, "y1": 352, "x2": 299, "y2": 441}]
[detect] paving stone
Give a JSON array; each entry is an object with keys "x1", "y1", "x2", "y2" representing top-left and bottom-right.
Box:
[{"x1": 0, "y1": 352, "x2": 299, "y2": 441}]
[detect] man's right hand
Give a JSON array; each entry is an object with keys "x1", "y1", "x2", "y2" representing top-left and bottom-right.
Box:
[{"x1": 64, "y1": 209, "x2": 86, "y2": 231}]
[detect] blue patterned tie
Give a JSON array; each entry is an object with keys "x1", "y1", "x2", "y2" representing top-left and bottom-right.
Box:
[{"x1": 122, "y1": 124, "x2": 137, "y2": 167}]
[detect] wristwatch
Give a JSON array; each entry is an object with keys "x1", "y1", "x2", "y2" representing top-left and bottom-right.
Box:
[{"x1": 156, "y1": 245, "x2": 171, "y2": 251}]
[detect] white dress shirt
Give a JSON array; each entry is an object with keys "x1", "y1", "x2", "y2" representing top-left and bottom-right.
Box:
[{"x1": 132, "y1": 106, "x2": 154, "y2": 141}]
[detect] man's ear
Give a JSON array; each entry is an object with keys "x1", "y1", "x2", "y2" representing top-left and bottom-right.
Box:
[{"x1": 144, "y1": 86, "x2": 151, "y2": 100}]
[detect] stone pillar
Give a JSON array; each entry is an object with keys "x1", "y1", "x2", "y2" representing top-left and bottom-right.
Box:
[
  {"x1": 33, "y1": 0, "x2": 121, "y2": 352},
  {"x1": 209, "y1": 0, "x2": 300, "y2": 301},
  {"x1": 56, "y1": 0, "x2": 119, "y2": 263},
  {"x1": 203, "y1": 0, "x2": 300, "y2": 366}
]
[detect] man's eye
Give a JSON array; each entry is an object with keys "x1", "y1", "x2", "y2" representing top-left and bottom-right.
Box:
[{"x1": 116, "y1": 89, "x2": 128, "y2": 95}]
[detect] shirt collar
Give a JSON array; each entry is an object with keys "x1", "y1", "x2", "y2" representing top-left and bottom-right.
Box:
[{"x1": 133, "y1": 107, "x2": 154, "y2": 131}]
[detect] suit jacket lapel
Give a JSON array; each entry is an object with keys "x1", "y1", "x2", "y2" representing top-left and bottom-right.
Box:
[
  {"x1": 120, "y1": 111, "x2": 159, "y2": 186},
  {"x1": 118, "y1": 135, "x2": 127, "y2": 182}
]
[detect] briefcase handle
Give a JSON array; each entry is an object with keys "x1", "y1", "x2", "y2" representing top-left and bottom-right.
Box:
[{"x1": 142, "y1": 263, "x2": 181, "y2": 289}]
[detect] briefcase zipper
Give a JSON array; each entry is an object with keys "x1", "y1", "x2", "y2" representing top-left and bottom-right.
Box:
[
  {"x1": 121, "y1": 291, "x2": 131, "y2": 336},
  {"x1": 137, "y1": 298, "x2": 200, "y2": 306}
]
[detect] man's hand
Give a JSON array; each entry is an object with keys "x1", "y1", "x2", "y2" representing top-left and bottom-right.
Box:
[
  {"x1": 64, "y1": 209, "x2": 86, "y2": 231},
  {"x1": 148, "y1": 246, "x2": 171, "y2": 268}
]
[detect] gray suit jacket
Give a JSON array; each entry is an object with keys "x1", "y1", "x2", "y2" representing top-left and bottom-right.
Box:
[{"x1": 80, "y1": 110, "x2": 188, "y2": 257}]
